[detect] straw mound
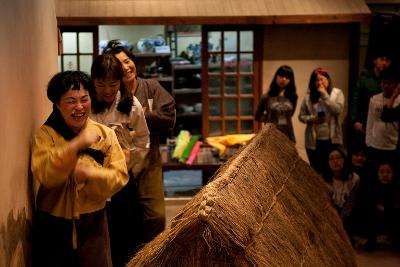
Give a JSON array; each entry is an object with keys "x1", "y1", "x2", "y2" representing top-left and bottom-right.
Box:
[{"x1": 127, "y1": 124, "x2": 356, "y2": 267}]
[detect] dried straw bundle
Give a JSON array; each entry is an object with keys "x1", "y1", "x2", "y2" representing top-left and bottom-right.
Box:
[{"x1": 127, "y1": 124, "x2": 356, "y2": 267}]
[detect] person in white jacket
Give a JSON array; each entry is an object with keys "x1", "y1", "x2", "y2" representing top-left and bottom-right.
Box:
[
  {"x1": 90, "y1": 53, "x2": 150, "y2": 267},
  {"x1": 299, "y1": 68, "x2": 345, "y2": 179},
  {"x1": 366, "y1": 67, "x2": 400, "y2": 168}
]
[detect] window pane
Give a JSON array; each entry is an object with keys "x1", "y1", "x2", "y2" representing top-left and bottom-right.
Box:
[
  {"x1": 209, "y1": 54, "x2": 221, "y2": 73},
  {"x1": 240, "y1": 98, "x2": 253, "y2": 116},
  {"x1": 240, "y1": 31, "x2": 253, "y2": 51},
  {"x1": 224, "y1": 31, "x2": 237, "y2": 52},
  {"x1": 240, "y1": 120, "x2": 253, "y2": 133},
  {"x1": 63, "y1": 55, "x2": 77, "y2": 71},
  {"x1": 240, "y1": 76, "x2": 253, "y2": 94},
  {"x1": 80, "y1": 55, "x2": 92, "y2": 74},
  {"x1": 225, "y1": 120, "x2": 237, "y2": 134},
  {"x1": 208, "y1": 31, "x2": 221, "y2": 52},
  {"x1": 208, "y1": 76, "x2": 221, "y2": 96},
  {"x1": 209, "y1": 99, "x2": 221, "y2": 116},
  {"x1": 62, "y1": 32, "x2": 77, "y2": 53},
  {"x1": 224, "y1": 99, "x2": 237, "y2": 116},
  {"x1": 79, "y1": 32, "x2": 93, "y2": 53},
  {"x1": 224, "y1": 76, "x2": 237, "y2": 95},
  {"x1": 240, "y1": 53, "x2": 253, "y2": 73},
  {"x1": 224, "y1": 54, "x2": 237, "y2": 73},
  {"x1": 209, "y1": 121, "x2": 222, "y2": 136}
]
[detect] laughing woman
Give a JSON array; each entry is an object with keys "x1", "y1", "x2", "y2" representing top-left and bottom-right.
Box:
[
  {"x1": 90, "y1": 53, "x2": 150, "y2": 267},
  {"x1": 102, "y1": 40, "x2": 176, "y2": 247},
  {"x1": 31, "y1": 71, "x2": 128, "y2": 267}
]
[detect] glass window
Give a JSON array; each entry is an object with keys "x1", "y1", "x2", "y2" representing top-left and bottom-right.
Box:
[
  {"x1": 203, "y1": 27, "x2": 259, "y2": 137},
  {"x1": 79, "y1": 32, "x2": 93, "y2": 53},
  {"x1": 209, "y1": 54, "x2": 221, "y2": 73},
  {"x1": 208, "y1": 76, "x2": 221, "y2": 96},
  {"x1": 240, "y1": 31, "x2": 253, "y2": 51},
  {"x1": 240, "y1": 76, "x2": 253, "y2": 94},
  {"x1": 240, "y1": 53, "x2": 253, "y2": 73},
  {"x1": 62, "y1": 32, "x2": 77, "y2": 53},
  {"x1": 225, "y1": 120, "x2": 237, "y2": 134},
  {"x1": 224, "y1": 76, "x2": 237, "y2": 95},
  {"x1": 240, "y1": 98, "x2": 253, "y2": 116},
  {"x1": 224, "y1": 31, "x2": 237, "y2": 52},
  {"x1": 63, "y1": 55, "x2": 77, "y2": 71},
  {"x1": 224, "y1": 99, "x2": 237, "y2": 116},
  {"x1": 209, "y1": 120, "x2": 222, "y2": 136},
  {"x1": 224, "y1": 54, "x2": 237, "y2": 73},
  {"x1": 240, "y1": 120, "x2": 253, "y2": 133},
  {"x1": 209, "y1": 99, "x2": 221, "y2": 116},
  {"x1": 208, "y1": 31, "x2": 221, "y2": 52},
  {"x1": 59, "y1": 27, "x2": 97, "y2": 72},
  {"x1": 79, "y1": 55, "x2": 93, "y2": 74}
]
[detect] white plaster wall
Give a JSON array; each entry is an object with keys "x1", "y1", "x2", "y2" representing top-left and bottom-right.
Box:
[
  {"x1": 0, "y1": 0, "x2": 58, "y2": 265},
  {"x1": 99, "y1": 25, "x2": 164, "y2": 52},
  {"x1": 263, "y1": 24, "x2": 350, "y2": 161}
]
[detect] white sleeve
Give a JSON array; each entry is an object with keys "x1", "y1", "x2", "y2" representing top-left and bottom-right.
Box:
[{"x1": 128, "y1": 96, "x2": 150, "y2": 176}]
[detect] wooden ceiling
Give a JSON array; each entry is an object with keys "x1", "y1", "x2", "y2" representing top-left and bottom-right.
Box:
[{"x1": 56, "y1": 0, "x2": 371, "y2": 25}]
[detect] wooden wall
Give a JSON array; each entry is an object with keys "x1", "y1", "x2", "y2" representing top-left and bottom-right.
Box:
[
  {"x1": 56, "y1": 0, "x2": 370, "y2": 25},
  {"x1": 263, "y1": 24, "x2": 352, "y2": 159}
]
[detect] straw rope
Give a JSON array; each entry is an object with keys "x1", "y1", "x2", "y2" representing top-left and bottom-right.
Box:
[{"x1": 127, "y1": 124, "x2": 356, "y2": 267}]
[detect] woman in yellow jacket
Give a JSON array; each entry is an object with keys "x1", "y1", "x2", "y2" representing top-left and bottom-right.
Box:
[{"x1": 31, "y1": 71, "x2": 128, "y2": 267}]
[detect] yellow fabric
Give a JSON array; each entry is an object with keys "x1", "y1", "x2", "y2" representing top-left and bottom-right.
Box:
[
  {"x1": 31, "y1": 119, "x2": 129, "y2": 219},
  {"x1": 206, "y1": 134, "x2": 255, "y2": 155}
]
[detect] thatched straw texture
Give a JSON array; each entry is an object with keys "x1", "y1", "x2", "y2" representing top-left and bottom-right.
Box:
[{"x1": 127, "y1": 124, "x2": 356, "y2": 267}]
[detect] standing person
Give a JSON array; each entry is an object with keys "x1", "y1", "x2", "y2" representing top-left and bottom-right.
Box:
[
  {"x1": 350, "y1": 52, "x2": 391, "y2": 150},
  {"x1": 365, "y1": 67, "x2": 400, "y2": 167},
  {"x1": 381, "y1": 80, "x2": 400, "y2": 168},
  {"x1": 31, "y1": 71, "x2": 129, "y2": 267},
  {"x1": 255, "y1": 65, "x2": 298, "y2": 142},
  {"x1": 298, "y1": 68, "x2": 345, "y2": 177},
  {"x1": 90, "y1": 54, "x2": 150, "y2": 266},
  {"x1": 103, "y1": 40, "x2": 176, "y2": 246}
]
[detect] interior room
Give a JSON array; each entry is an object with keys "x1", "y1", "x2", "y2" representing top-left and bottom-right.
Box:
[{"x1": 1, "y1": 0, "x2": 400, "y2": 266}]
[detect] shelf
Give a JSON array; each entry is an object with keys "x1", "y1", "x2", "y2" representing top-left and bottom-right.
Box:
[
  {"x1": 133, "y1": 52, "x2": 172, "y2": 57},
  {"x1": 156, "y1": 76, "x2": 173, "y2": 82},
  {"x1": 141, "y1": 73, "x2": 173, "y2": 81},
  {"x1": 176, "y1": 112, "x2": 201, "y2": 118},
  {"x1": 173, "y1": 88, "x2": 201, "y2": 94},
  {"x1": 172, "y1": 64, "x2": 201, "y2": 70}
]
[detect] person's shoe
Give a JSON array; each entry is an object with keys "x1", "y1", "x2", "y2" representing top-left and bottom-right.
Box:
[{"x1": 364, "y1": 239, "x2": 376, "y2": 252}]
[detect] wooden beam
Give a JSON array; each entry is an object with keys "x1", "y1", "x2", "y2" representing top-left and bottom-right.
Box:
[{"x1": 58, "y1": 14, "x2": 371, "y2": 26}]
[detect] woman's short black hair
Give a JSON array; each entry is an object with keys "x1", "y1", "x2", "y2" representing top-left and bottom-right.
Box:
[
  {"x1": 90, "y1": 53, "x2": 133, "y2": 115},
  {"x1": 102, "y1": 39, "x2": 136, "y2": 62},
  {"x1": 47, "y1": 71, "x2": 94, "y2": 104}
]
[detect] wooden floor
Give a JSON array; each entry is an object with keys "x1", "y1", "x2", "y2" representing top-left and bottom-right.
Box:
[{"x1": 165, "y1": 198, "x2": 400, "y2": 267}]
